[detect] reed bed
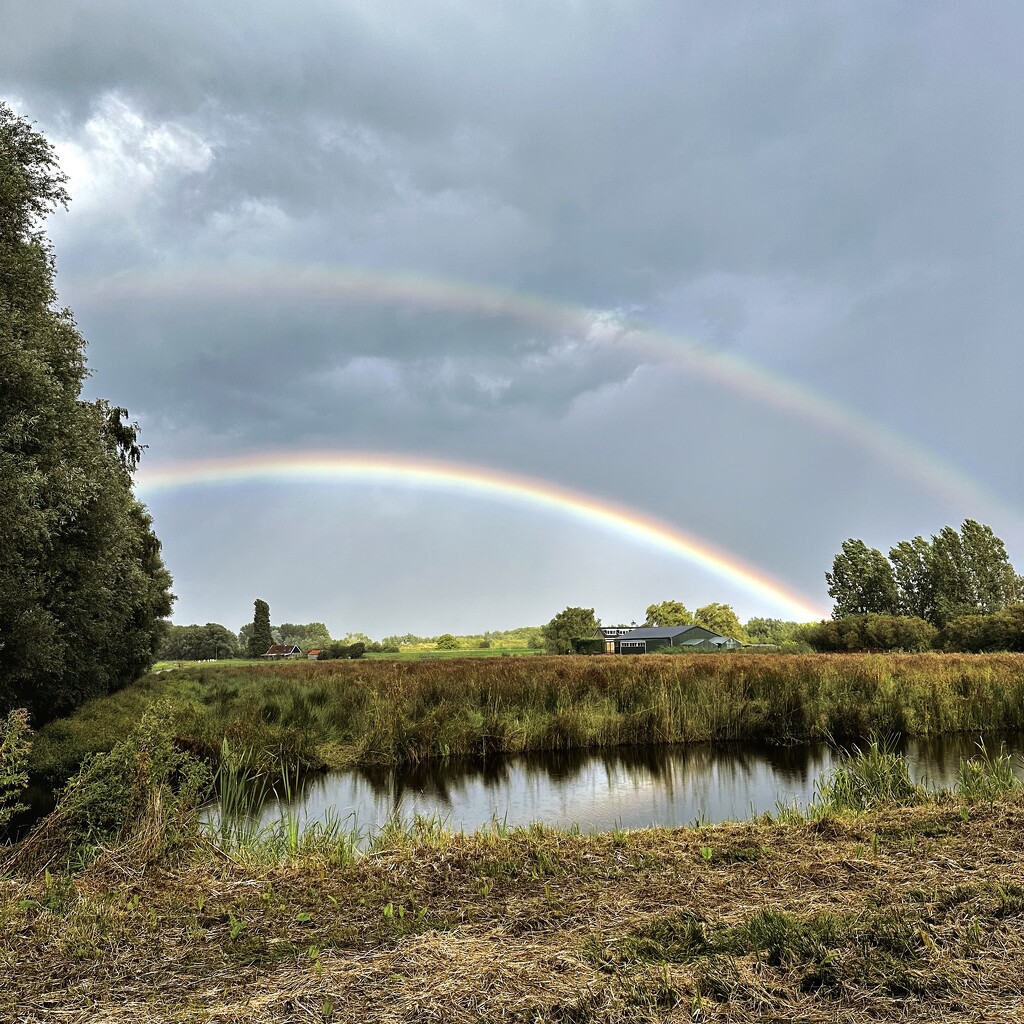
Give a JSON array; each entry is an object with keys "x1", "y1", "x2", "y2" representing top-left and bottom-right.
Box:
[{"x1": 30, "y1": 652, "x2": 1024, "y2": 780}]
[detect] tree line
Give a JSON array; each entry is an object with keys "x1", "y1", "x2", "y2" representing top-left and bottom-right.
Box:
[{"x1": 0, "y1": 104, "x2": 173, "y2": 721}]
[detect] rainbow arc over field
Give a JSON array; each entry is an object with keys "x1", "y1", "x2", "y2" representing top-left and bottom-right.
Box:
[
  {"x1": 135, "y1": 451, "x2": 827, "y2": 621},
  {"x1": 81, "y1": 261, "x2": 1021, "y2": 528}
]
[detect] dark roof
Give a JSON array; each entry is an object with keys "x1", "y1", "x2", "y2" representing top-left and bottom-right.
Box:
[
  {"x1": 265, "y1": 644, "x2": 301, "y2": 655},
  {"x1": 618, "y1": 625, "x2": 706, "y2": 640}
]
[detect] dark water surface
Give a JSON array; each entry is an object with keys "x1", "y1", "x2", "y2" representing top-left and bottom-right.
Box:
[{"x1": 247, "y1": 733, "x2": 1024, "y2": 836}]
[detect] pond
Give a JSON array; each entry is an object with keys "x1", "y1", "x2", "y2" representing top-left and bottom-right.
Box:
[{"x1": 236, "y1": 732, "x2": 1024, "y2": 837}]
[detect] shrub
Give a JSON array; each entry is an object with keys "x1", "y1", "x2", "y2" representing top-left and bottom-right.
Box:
[
  {"x1": 806, "y1": 615, "x2": 937, "y2": 652},
  {"x1": 942, "y1": 606, "x2": 1024, "y2": 652},
  {"x1": 435, "y1": 634, "x2": 460, "y2": 650},
  {"x1": 0, "y1": 709, "x2": 33, "y2": 830}
]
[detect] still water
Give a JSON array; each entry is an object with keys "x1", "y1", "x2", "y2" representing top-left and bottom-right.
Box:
[{"x1": 245, "y1": 733, "x2": 1024, "y2": 836}]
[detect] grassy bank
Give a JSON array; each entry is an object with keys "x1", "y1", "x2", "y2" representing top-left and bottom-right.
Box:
[
  {"x1": 30, "y1": 652, "x2": 1024, "y2": 782},
  {"x1": 4, "y1": 791, "x2": 1024, "y2": 1021}
]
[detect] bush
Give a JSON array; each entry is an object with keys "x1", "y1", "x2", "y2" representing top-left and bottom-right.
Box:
[
  {"x1": 0, "y1": 709, "x2": 32, "y2": 830},
  {"x1": 806, "y1": 615, "x2": 938, "y2": 653},
  {"x1": 942, "y1": 606, "x2": 1024, "y2": 652},
  {"x1": 435, "y1": 634, "x2": 460, "y2": 650},
  {"x1": 4, "y1": 703, "x2": 211, "y2": 873}
]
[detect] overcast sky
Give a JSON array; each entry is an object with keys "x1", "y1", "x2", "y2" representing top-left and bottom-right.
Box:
[{"x1": 4, "y1": 1, "x2": 1022, "y2": 637}]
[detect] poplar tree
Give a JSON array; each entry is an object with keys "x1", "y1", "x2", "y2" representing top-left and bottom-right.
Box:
[{"x1": 248, "y1": 599, "x2": 273, "y2": 657}]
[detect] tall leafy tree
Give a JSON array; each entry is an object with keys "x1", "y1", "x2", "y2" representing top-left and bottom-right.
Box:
[
  {"x1": 644, "y1": 600, "x2": 694, "y2": 627},
  {"x1": 959, "y1": 519, "x2": 1020, "y2": 615},
  {"x1": 888, "y1": 537, "x2": 935, "y2": 621},
  {"x1": 929, "y1": 526, "x2": 978, "y2": 625},
  {"x1": 694, "y1": 602, "x2": 746, "y2": 640},
  {"x1": 248, "y1": 599, "x2": 273, "y2": 657},
  {"x1": 825, "y1": 539, "x2": 900, "y2": 618},
  {"x1": 542, "y1": 607, "x2": 600, "y2": 654},
  {"x1": 0, "y1": 103, "x2": 173, "y2": 719}
]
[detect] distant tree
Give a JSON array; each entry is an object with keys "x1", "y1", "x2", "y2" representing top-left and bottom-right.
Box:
[
  {"x1": 542, "y1": 607, "x2": 600, "y2": 654},
  {"x1": 347, "y1": 641, "x2": 366, "y2": 659},
  {"x1": 959, "y1": 520, "x2": 1020, "y2": 614},
  {"x1": 247, "y1": 599, "x2": 273, "y2": 657},
  {"x1": 826, "y1": 539, "x2": 900, "y2": 618},
  {"x1": 278, "y1": 621, "x2": 332, "y2": 651},
  {"x1": 888, "y1": 537, "x2": 935, "y2": 621},
  {"x1": 159, "y1": 623, "x2": 239, "y2": 661},
  {"x1": 435, "y1": 634, "x2": 460, "y2": 650},
  {"x1": 694, "y1": 602, "x2": 746, "y2": 640},
  {"x1": 644, "y1": 600, "x2": 694, "y2": 627}
]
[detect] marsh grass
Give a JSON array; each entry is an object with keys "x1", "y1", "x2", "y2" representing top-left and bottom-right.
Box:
[
  {"x1": 30, "y1": 652, "x2": 1024, "y2": 783},
  {"x1": 814, "y1": 735, "x2": 926, "y2": 812}
]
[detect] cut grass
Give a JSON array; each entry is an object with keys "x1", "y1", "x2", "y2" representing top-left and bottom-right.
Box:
[{"x1": 4, "y1": 796, "x2": 1024, "y2": 1022}]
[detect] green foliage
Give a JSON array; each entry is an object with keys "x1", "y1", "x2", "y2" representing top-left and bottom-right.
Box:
[
  {"x1": 247, "y1": 599, "x2": 273, "y2": 658},
  {"x1": 277, "y1": 622, "x2": 332, "y2": 651},
  {"x1": 826, "y1": 540, "x2": 900, "y2": 617},
  {"x1": 942, "y1": 605, "x2": 1024, "y2": 652},
  {"x1": 0, "y1": 102, "x2": 173, "y2": 722},
  {"x1": 159, "y1": 623, "x2": 239, "y2": 661},
  {"x1": 434, "y1": 634, "x2": 460, "y2": 651},
  {"x1": 954, "y1": 740, "x2": 1024, "y2": 801},
  {"x1": 815, "y1": 737, "x2": 925, "y2": 811},
  {"x1": 645, "y1": 600, "x2": 694, "y2": 627},
  {"x1": 694, "y1": 602, "x2": 746, "y2": 640},
  {"x1": 744, "y1": 618, "x2": 814, "y2": 650},
  {"x1": 830, "y1": 522, "x2": 1020, "y2": 627},
  {"x1": 6, "y1": 702, "x2": 211, "y2": 873},
  {"x1": 542, "y1": 607, "x2": 601, "y2": 654},
  {"x1": 806, "y1": 614, "x2": 938, "y2": 652},
  {"x1": 0, "y1": 708, "x2": 33, "y2": 829}
]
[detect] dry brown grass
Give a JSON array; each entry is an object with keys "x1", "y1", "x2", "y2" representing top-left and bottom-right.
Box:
[{"x1": 5, "y1": 796, "x2": 1024, "y2": 1022}]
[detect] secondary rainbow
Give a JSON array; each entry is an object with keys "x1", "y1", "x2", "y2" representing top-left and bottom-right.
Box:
[{"x1": 135, "y1": 451, "x2": 827, "y2": 621}]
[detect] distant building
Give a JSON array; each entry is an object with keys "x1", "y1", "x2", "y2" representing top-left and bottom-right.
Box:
[
  {"x1": 262, "y1": 644, "x2": 303, "y2": 659},
  {"x1": 306, "y1": 648, "x2": 324, "y2": 660},
  {"x1": 614, "y1": 624, "x2": 740, "y2": 654},
  {"x1": 598, "y1": 625, "x2": 637, "y2": 654}
]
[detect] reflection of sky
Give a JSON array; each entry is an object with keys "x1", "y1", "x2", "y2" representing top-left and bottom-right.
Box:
[{"x1": 253, "y1": 735, "x2": 1024, "y2": 836}]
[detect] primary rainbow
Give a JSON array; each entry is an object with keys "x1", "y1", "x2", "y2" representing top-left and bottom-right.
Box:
[{"x1": 135, "y1": 451, "x2": 827, "y2": 621}]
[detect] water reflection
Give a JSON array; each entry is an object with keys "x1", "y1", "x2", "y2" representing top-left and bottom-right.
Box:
[{"x1": 250, "y1": 733, "x2": 1024, "y2": 836}]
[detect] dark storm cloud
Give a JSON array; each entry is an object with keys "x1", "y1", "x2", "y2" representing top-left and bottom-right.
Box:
[{"x1": 3, "y1": 1, "x2": 1023, "y2": 626}]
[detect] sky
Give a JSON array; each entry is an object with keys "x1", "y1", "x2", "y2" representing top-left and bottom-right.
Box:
[{"x1": 3, "y1": 2, "x2": 1022, "y2": 638}]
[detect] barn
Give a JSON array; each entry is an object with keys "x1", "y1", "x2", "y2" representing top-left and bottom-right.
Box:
[{"x1": 615, "y1": 624, "x2": 739, "y2": 654}]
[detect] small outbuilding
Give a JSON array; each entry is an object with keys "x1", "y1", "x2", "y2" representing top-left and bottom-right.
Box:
[
  {"x1": 262, "y1": 644, "x2": 303, "y2": 660},
  {"x1": 306, "y1": 648, "x2": 324, "y2": 660},
  {"x1": 614, "y1": 624, "x2": 739, "y2": 654}
]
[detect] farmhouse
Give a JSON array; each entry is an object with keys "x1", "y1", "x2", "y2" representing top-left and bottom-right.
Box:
[
  {"x1": 262, "y1": 644, "x2": 303, "y2": 660},
  {"x1": 614, "y1": 624, "x2": 740, "y2": 654}
]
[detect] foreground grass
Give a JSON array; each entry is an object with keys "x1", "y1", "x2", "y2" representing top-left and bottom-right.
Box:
[
  {"x1": 30, "y1": 652, "x2": 1024, "y2": 782},
  {"x1": 3, "y1": 793, "x2": 1024, "y2": 1022}
]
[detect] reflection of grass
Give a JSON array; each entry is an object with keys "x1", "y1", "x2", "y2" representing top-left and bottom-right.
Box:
[{"x1": 30, "y1": 652, "x2": 1024, "y2": 785}]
